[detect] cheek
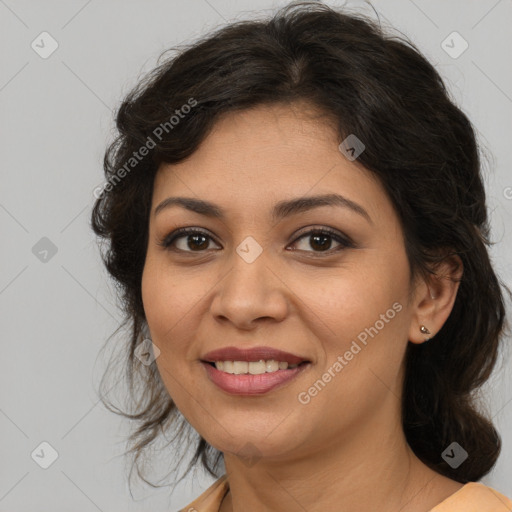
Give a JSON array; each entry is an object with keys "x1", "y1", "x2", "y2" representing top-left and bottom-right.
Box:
[
  {"x1": 140, "y1": 257, "x2": 216, "y2": 402},
  {"x1": 296, "y1": 256, "x2": 407, "y2": 344},
  {"x1": 291, "y1": 253, "x2": 409, "y2": 395},
  {"x1": 141, "y1": 261, "x2": 202, "y2": 416},
  {"x1": 141, "y1": 256, "x2": 201, "y2": 349},
  {"x1": 141, "y1": 262, "x2": 174, "y2": 342}
]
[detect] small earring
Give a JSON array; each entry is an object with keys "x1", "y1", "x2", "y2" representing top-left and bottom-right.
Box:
[{"x1": 420, "y1": 325, "x2": 431, "y2": 341}]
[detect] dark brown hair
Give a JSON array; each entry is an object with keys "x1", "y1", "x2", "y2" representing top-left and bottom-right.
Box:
[{"x1": 91, "y1": 0, "x2": 511, "y2": 489}]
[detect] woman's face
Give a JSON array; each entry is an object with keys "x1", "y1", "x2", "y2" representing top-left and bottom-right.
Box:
[{"x1": 142, "y1": 102, "x2": 422, "y2": 462}]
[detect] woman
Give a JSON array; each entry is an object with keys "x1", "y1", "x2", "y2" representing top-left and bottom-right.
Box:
[{"x1": 91, "y1": 2, "x2": 512, "y2": 511}]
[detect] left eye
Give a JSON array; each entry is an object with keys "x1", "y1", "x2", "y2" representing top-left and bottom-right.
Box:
[
  {"x1": 291, "y1": 229, "x2": 353, "y2": 253},
  {"x1": 160, "y1": 227, "x2": 354, "y2": 254}
]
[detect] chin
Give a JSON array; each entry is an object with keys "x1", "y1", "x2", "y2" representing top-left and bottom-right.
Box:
[{"x1": 209, "y1": 429, "x2": 301, "y2": 462}]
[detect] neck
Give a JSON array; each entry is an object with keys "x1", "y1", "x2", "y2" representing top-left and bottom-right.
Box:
[{"x1": 219, "y1": 407, "x2": 460, "y2": 512}]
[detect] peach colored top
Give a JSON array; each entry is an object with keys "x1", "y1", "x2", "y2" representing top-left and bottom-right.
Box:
[{"x1": 179, "y1": 475, "x2": 512, "y2": 512}]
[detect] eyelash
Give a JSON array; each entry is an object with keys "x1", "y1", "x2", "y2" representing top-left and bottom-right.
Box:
[{"x1": 158, "y1": 226, "x2": 355, "y2": 256}]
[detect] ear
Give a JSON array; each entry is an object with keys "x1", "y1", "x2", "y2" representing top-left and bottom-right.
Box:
[{"x1": 408, "y1": 254, "x2": 463, "y2": 344}]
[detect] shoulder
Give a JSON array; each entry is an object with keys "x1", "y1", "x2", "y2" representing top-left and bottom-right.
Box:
[
  {"x1": 430, "y1": 482, "x2": 512, "y2": 512},
  {"x1": 178, "y1": 474, "x2": 229, "y2": 512}
]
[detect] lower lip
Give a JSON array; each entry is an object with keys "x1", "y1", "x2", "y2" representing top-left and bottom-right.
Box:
[{"x1": 201, "y1": 361, "x2": 310, "y2": 395}]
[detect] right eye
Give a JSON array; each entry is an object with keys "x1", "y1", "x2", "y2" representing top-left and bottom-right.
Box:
[{"x1": 159, "y1": 227, "x2": 221, "y2": 253}]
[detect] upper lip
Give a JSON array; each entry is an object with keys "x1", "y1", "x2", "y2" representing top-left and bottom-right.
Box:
[{"x1": 201, "y1": 346, "x2": 309, "y2": 365}]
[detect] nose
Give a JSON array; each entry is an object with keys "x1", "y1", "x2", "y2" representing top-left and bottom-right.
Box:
[{"x1": 209, "y1": 247, "x2": 289, "y2": 330}]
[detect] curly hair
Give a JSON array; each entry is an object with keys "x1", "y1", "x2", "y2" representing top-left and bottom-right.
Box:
[{"x1": 91, "y1": 0, "x2": 511, "y2": 489}]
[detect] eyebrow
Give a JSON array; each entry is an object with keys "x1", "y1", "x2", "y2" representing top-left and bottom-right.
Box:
[{"x1": 153, "y1": 193, "x2": 373, "y2": 225}]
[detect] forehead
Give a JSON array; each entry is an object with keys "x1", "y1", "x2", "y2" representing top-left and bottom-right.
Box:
[{"x1": 152, "y1": 103, "x2": 394, "y2": 228}]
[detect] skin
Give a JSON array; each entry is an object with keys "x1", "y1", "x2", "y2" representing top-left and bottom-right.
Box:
[{"x1": 141, "y1": 102, "x2": 464, "y2": 512}]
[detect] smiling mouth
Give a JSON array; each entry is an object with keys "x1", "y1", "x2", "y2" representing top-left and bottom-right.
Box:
[
  {"x1": 201, "y1": 359, "x2": 312, "y2": 395},
  {"x1": 203, "y1": 360, "x2": 310, "y2": 375}
]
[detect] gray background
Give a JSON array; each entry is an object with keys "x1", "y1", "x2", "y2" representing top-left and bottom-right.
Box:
[{"x1": 1, "y1": 0, "x2": 511, "y2": 510}]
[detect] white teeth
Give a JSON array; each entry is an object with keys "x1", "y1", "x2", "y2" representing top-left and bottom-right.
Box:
[
  {"x1": 213, "y1": 359, "x2": 301, "y2": 374},
  {"x1": 233, "y1": 361, "x2": 248, "y2": 374},
  {"x1": 265, "y1": 360, "x2": 279, "y2": 372},
  {"x1": 248, "y1": 360, "x2": 266, "y2": 375}
]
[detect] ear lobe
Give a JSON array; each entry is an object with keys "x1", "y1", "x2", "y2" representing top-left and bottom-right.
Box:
[{"x1": 408, "y1": 254, "x2": 463, "y2": 345}]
